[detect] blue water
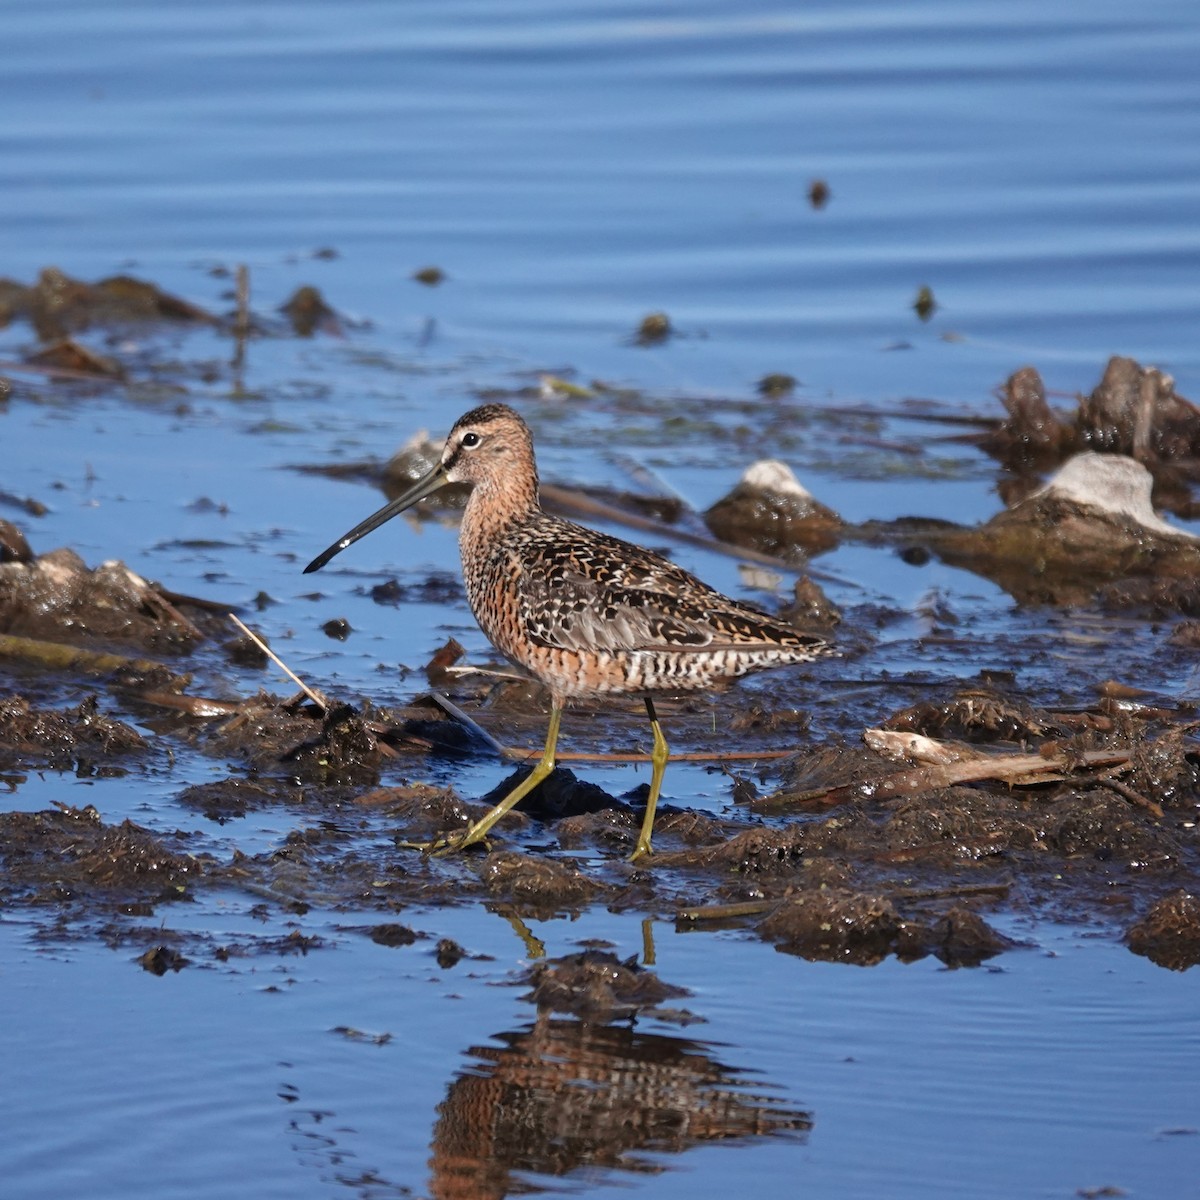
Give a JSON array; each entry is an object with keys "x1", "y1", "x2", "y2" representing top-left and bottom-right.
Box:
[
  {"x1": 2, "y1": 912, "x2": 1197, "y2": 1200},
  {"x1": 5, "y1": 0, "x2": 1200, "y2": 402},
  {"x1": 2, "y1": 1, "x2": 1200, "y2": 1197}
]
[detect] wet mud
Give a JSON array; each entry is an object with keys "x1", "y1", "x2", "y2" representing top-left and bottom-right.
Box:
[
  {"x1": 2, "y1": 671, "x2": 1196, "y2": 971},
  {"x1": 2, "y1": 313, "x2": 1199, "y2": 980},
  {"x1": 0, "y1": 803, "x2": 200, "y2": 909}
]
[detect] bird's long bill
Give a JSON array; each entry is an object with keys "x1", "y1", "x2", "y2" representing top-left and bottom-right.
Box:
[{"x1": 303, "y1": 462, "x2": 450, "y2": 574}]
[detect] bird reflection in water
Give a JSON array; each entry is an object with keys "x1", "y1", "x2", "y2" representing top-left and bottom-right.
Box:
[{"x1": 428, "y1": 1017, "x2": 812, "y2": 1199}]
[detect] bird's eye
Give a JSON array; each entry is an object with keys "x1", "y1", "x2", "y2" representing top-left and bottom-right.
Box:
[{"x1": 461, "y1": 431, "x2": 481, "y2": 449}]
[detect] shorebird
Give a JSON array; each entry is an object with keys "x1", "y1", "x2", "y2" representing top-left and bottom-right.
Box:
[{"x1": 305, "y1": 403, "x2": 832, "y2": 860}]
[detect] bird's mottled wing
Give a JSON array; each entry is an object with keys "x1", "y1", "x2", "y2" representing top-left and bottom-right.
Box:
[{"x1": 514, "y1": 522, "x2": 819, "y2": 654}]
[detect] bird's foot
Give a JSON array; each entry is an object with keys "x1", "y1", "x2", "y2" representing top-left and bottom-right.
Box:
[
  {"x1": 628, "y1": 838, "x2": 654, "y2": 864},
  {"x1": 396, "y1": 826, "x2": 487, "y2": 856},
  {"x1": 399, "y1": 822, "x2": 494, "y2": 858},
  {"x1": 428, "y1": 829, "x2": 477, "y2": 858},
  {"x1": 395, "y1": 835, "x2": 448, "y2": 854}
]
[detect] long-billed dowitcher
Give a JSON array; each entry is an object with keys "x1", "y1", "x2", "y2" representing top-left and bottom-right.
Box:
[{"x1": 305, "y1": 403, "x2": 832, "y2": 860}]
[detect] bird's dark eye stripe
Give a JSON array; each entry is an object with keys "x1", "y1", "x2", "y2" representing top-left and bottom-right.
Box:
[{"x1": 461, "y1": 431, "x2": 481, "y2": 448}]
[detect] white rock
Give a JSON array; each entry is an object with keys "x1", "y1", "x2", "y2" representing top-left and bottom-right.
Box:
[
  {"x1": 740, "y1": 459, "x2": 816, "y2": 501},
  {"x1": 1030, "y1": 452, "x2": 1197, "y2": 541}
]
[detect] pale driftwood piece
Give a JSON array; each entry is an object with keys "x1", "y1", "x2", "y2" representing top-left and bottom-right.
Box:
[
  {"x1": 779, "y1": 738, "x2": 1136, "y2": 810},
  {"x1": 864, "y1": 728, "x2": 978, "y2": 765}
]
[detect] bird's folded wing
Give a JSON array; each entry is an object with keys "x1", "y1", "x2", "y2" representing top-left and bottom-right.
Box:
[{"x1": 517, "y1": 546, "x2": 818, "y2": 655}]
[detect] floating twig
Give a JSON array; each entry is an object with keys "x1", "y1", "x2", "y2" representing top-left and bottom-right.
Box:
[
  {"x1": 676, "y1": 899, "x2": 778, "y2": 922},
  {"x1": 425, "y1": 691, "x2": 509, "y2": 757},
  {"x1": 227, "y1": 614, "x2": 329, "y2": 711},
  {"x1": 136, "y1": 691, "x2": 243, "y2": 718},
  {"x1": 551, "y1": 747, "x2": 793, "y2": 765},
  {"x1": 232, "y1": 263, "x2": 250, "y2": 378},
  {"x1": 1094, "y1": 773, "x2": 1164, "y2": 819}
]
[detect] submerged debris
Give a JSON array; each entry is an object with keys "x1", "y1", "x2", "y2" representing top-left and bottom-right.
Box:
[
  {"x1": 480, "y1": 850, "x2": 610, "y2": 915},
  {"x1": 0, "y1": 804, "x2": 200, "y2": 909},
  {"x1": 652, "y1": 684, "x2": 1198, "y2": 962},
  {"x1": 26, "y1": 337, "x2": 124, "y2": 378},
  {"x1": 758, "y1": 889, "x2": 904, "y2": 964},
  {"x1": 0, "y1": 544, "x2": 204, "y2": 654},
  {"x1": 176, "y1": 775, "x2": 302, "y2": 822},
  {"x1": 705, "y1": 459, "x2": 842, "y2": 556},
  {"x1": 520, "y1": 949, "x2": 693, "y2": 1023},
  {"x1": 0, "y1": 266, "x2": 211, "y2": 340},
  {"x1": 1125, "y1": 891, "x2": 1200, "y2": 971},
  {"x1": 633, "y1": 311, "x2": 672, "y2": 345},
  {"x1": 0, "y1": 662, "x2": 1194, "y2": 968},
  {"x1": 756, "y1": 891, "x2": 1014, "y2": 966},
  {"x1": 918, "y1": 453, "x2": 1200, "y2": 607},
  {"x1": 279, "y1": 285, "x2": 341, "y2": 337},
  {"x1": 985, "y1": 356, "x2": 1200, "y2": 488}
]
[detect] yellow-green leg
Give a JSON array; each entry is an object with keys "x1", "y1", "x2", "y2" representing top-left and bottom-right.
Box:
[
  {"x1": 631, "y1": 697, "x2": 669, "y2": 862},
  {"x1": 436, "y1": 702, "x2": 563, "y2": 855}
]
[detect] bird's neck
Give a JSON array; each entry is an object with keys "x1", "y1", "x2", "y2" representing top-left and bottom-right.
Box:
[{"x1": 459, "y1": 470, "x2": 540, "y2": 559}]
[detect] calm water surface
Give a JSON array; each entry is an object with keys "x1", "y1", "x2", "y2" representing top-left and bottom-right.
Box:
[{"x1": 2, "y1": 1, "x2": 1199, "y2": 1197}]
